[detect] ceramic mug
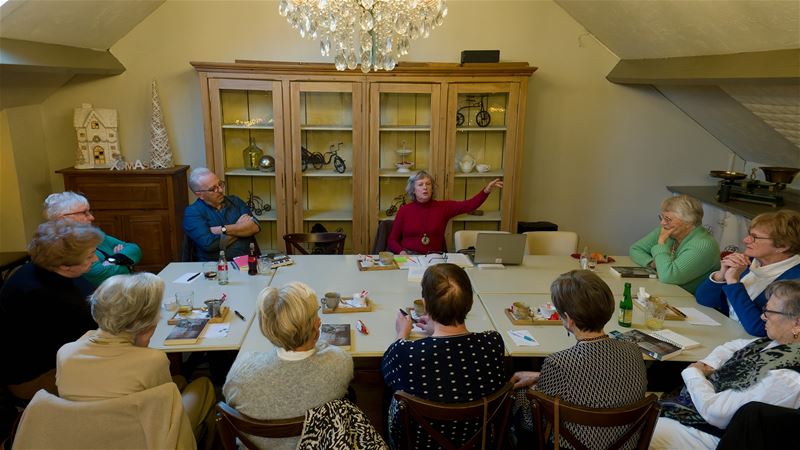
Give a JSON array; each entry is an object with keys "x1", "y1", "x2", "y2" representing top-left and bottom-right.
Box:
[
  {"x1": 413, "y1": 299, "x2": 426, "y2": 316},
  {"x1": 378, "y1": 251, "x2": 394, "y2": 265},
  {"x1": 322, "y1": 292, "x2": 340, "y2": 310}
]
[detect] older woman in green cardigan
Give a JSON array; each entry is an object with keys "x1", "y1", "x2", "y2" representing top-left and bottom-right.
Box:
[{"x1": 630, "y1": 195, "x2": 720, "y2": 294}]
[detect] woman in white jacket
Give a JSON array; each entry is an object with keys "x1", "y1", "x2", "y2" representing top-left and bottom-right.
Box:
[{"x1": 651, "y1": 279, "x2": 800, "y2": 449}]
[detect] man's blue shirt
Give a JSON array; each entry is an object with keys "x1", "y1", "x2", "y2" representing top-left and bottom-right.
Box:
[{"x1": 183, "y1": 196, "x2": 259, "y2": 261}]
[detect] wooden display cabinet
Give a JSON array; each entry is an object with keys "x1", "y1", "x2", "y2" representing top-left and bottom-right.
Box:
[
  {"x1": 56, "y1": 166, "x2": 189, "y2": 273},
  {"x1": 193, "y1": 61, "x2": 535, "y2": 254}
]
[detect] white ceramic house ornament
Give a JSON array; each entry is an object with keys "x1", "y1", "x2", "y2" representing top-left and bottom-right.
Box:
[{"x1": 73, "y1": 103, "x2": 121, "y2": 169}]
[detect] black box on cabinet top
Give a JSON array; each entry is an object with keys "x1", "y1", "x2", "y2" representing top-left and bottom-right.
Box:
[
  {"x1": 517, "y1": 221, "x2": 558, "y2": 233},
  {"x1": 461, "y1": 50, "x2": 500, "y2": 63}
]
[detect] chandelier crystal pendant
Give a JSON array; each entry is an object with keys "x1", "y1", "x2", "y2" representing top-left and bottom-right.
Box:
[{"x1": 278, "y1": 0, "x2": 448, "y2": 73}]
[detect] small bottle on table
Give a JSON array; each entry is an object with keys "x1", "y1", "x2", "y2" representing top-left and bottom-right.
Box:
[
  {"x1": 618, "y1": 282, "x2": 633, "y2": 327},
  {"x1": 247, "y1": 243, "x2": 258, "y2": 276},
  {"x1": 218, "y1": 250, "x2": 229, "y2": 285}
]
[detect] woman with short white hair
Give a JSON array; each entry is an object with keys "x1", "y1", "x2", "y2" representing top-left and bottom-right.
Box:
[
  {"x1": 44, "y1": 191, "x2": 142, "y2": 286},
  {"x1": 56, "y1": 273, "x2": 215, "y2": 440},
  {"x1": 224, "y1": 282, "x2": 353, "y2": 450},
  {"x1": 629, "y1": 194, "x2": 720, "y2": 293}
]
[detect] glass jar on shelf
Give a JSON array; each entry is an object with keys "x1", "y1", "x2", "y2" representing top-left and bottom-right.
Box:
[{"x1": 242, "y1": 137, "x2": 264, "y2": 170}]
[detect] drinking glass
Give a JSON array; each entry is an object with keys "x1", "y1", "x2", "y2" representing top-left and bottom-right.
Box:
[
  {"x1": 257, "y1": 255, "x2": 272, "y2": 274},
  {"x1": 588, "y1": 257, "x2": 598, "y2": 271},
  {"x1": 175, "y1": 290, "x2": 194, "y2": 314},
  {"x1": 202, "y1": 262, "x2": 217, "y2": 280},
  {"x1": 645, "y1": 297, "x2": 667, "y2": 330}
]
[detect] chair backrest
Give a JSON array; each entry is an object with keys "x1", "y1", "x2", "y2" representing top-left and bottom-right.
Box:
[
  {"x1": 528, "y1": 391, "x2": 660, "y2": 450},
  {"x1": 12, "y1": 384, "x2": 194, "y2": 450},
  {"x1": 523, "y1": 231, "x2": 579, "y2": 255},
  {"x1": 453, "y1": 230, "x2": 510, "y2": 252},
  {"x1": 180, "y1": 233, "x2": 196, "y2": 262},
  {"x1": 394, "y1": 382, "x2": 514, "y2": 450},
  {"x1": 282, "y1": 232, "x2": 346, "y2": 255},
  {"x1": 371, "y1": 220, "x2": 394, "y2": 254},
  {"x1": 215, "y1": 401, "x2": 304, "y2": 450}
]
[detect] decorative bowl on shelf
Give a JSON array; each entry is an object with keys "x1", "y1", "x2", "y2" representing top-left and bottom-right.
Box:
[
  {"x1": 396, "y1": 161, "x2": 414, "y2": 173},
  {"x1": 476, "y1": 164, "x2": 491, "y2": 173}
]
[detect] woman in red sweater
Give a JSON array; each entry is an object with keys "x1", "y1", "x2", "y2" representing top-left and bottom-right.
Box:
[{"x1": 387, "y1": 171, "x2": 503, "y2": 254}]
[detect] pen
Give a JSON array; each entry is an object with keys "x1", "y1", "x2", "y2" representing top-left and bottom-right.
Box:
[
  {"x1": 230, "y1": 260, "x2": 240, "y2": 271},
  {"x1": 186, "y1": 272, "x2": 200, "y2": 282},
  {"x1": 509, "y1": 330, "x2": 534, "y2": 342},
  {"x1": 234, "y1": 310, "x2": 246, "y2": 321},
  {"x1": 356, "y1": 320, "x2": 369, "y2": 335}
]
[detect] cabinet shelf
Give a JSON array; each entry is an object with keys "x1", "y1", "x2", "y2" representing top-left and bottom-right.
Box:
[
  {"x1": 379, "y1": 169, "x2": 419, "y2": 178},
  {"x1": 453, "y1": 211, "x2": 502, "y2": 222},
  {"x1": 453, "y1": 170, "x2": 503, "y2": 178},
  {"x1": 379, "y1": 125, "x2": 431, "y2": 132},
  {"x1": 301, "y1": 169, "x2": 353, "y2": 178},
  {"x1": 225, "y1": 169, "x2": 276, "y2": 177},
  {"x1": 300, "y1": 125, "x2": 353, "y2": 131},
  {"x1": 254, "y1": 210, "x2": 278, "y2": 221},
  {"x1": 222, "y1": 124, "x2": 275, "y2": 130},
  {"x1": 304, "y1": 210, "x2": 353, "y2": 221},
  {"x1": 457, "y1": 126, "x2": 507, "y2": 132}
]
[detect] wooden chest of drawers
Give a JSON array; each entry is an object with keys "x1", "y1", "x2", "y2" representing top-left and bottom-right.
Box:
[{"x1": 56, "y1": 166, "x2": 189, "y2": 273}]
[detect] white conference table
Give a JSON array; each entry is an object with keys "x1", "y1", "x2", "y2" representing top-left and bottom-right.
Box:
[
  {"x1": 238, "y1": 255, "x2": 496, "y2": 358},
  {"x1": 466, "y1": 255, "x2": 695, "y2": 298},
  {"x1": 149, "y1": 262, "x2": 270, "y2": 352},
  {"x1": 480, "y1": 292, "x2": 751, "y2": 361}
]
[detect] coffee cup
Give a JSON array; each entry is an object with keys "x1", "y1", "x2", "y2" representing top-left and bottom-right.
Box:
[
  {"x1": 205, "y1": 299, "x2": 222, "y2": 318},
  {"x1": 322, "y1": 292, "x2": 340, "y2": 310},
  {"x1": 512, "y1": 301, "x2": 531, "y2": 319},
  {"x1": 378, "y1": 251, "x2": 394, "y2": 265},
  {"x1": 413, "y1": 299, "x2": 426, "y2": 316}
]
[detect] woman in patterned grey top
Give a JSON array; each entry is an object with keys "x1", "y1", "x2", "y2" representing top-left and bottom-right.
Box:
[
  {"x1": 223, "y1": 282, "x2": 354, "y2": 450},
  {"x1": 511, "y1": 270, "x2": 648, "y2": 449},
  {"x1": 382, "y1": 263, "x2": 506, "y2": 449}
]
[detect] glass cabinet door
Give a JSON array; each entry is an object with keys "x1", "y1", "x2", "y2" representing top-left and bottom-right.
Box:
[
  {"x1": 368, "y1": 83, "x2": 441, "y2": 250},
  {"x1": 289, "y1": 82, "x2": 363, "y2": 253},
  {"x1": 208, "y1": 78, "x2": 286, "y2": 252},
  {"x1": 445, "y1": 83, "x2": 521, "y2": 239}
]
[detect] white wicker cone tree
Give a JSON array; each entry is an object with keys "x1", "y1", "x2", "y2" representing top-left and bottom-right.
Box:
[{"x1": 148, "y1": 80, "x2": 174, "y2": 169}]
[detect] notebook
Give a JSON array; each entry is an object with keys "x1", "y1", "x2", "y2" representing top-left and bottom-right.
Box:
[{"x1": 473, "y1": 233, "x2": 527, "y2": 265}]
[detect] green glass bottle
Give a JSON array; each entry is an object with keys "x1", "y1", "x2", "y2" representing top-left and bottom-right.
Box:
[{"x1": 618, "y1": 282, "x2": 633, "y2": 327}]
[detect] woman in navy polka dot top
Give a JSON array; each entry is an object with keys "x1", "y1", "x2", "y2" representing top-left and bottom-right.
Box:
[{"x1": 381, "y1": 263, "x2": 506, "y2": 449}]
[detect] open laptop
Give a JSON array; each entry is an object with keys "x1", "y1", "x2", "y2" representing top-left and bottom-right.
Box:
[{"x1": 473, "y1": 233, "x2": 527, "y2": 265}]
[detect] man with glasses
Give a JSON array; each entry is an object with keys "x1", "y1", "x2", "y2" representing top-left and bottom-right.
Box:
[
  {"x1": 43, "y1": 191, "x2": 141, "y2": 286},
  {"x1": 183, "y1": 167, "x2": 260, "y2": 261}
]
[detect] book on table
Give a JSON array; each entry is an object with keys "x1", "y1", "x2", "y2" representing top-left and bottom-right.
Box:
[
  {"x1": 609, "y1": 329, "x2": 685, "y2": 361},
  {"x1": 320, "y1": 323, "x2": 351, "y2": 349},
  {"x1": 266, "y1": 253, "x2": 294, "y2": 268},
  {"x1": 609, "y1": 266, "x2": 658, "y2": 278},
  {"x1": 164, "y1": 318, "x2": 210, "y2": 346}
]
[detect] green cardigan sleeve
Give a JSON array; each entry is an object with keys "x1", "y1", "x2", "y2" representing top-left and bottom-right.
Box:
[
  {"x1": 629, "y1": 226, "x2": 660, "y2": 267},
  {"x1": 651, "y1": 226, "x2": 720, "y2": 292}
]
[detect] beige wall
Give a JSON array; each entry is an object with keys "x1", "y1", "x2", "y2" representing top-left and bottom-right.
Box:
[
  {"x1": 0, "y1": 110, "x2": 27, "y2": 251},
  {"x1": 12, "y1": 0, "x2": 735, "y2": 253}
]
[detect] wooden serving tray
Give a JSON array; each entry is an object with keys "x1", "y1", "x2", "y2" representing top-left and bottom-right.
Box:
[
  {"x1": 633, "y1": 300, "x2": 686, "y2": 321},
  {"x1": 168, "y1": 306, "x2": 229, "y2": 325},
  {"x1": 357, "y1": 259, "x2": 398, "y2": 271},
  {"x1": 505, "y1": 308, "x2": 562, "y2": 326},
  {"x1": 322, "y1": 298, "x2": 372, "y2": 314}
]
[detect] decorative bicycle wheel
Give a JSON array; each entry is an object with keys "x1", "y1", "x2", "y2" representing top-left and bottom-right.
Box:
[
  {"x1": 333, "y1": 156, "x2": 346, "y2": 173},
  {"x1": 476, "y1": 110, "x2": 491, "y2": 127},
  {"x1": 456, "y1": 112, "x2": 465, "y2": 127},
  {"x1": 311, "y1": 153, "x2": 324, "y2": 169}
]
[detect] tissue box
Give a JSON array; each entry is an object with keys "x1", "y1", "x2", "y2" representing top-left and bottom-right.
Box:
[{"x1": 538, "y1": 303, "x2": 557, "y2": 318}]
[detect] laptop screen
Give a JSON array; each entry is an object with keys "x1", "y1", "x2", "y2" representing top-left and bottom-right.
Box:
[{"x1": 473, "y1": 233, "x2": 527, "y2": 265}]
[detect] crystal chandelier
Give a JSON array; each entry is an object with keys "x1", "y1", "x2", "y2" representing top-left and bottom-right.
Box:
[{"x1": 278, "y1": 0, "x2": 448, "y2": 73}]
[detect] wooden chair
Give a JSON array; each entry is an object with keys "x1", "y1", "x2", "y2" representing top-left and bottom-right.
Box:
[
  {"x1": 393, "y1": 382, "x2": 514, "y2": 450},
  {"x1": 371, "y1": 220, "x2": 394, "y2": 254},
  {"x1": 283, "y1": 232, "x2": 346, "y2": 255},
  {"x1": 453, "y1": 230, "x2": 510, "y2": 252},
  {"x1": 215, "y1": 402, "x2": 304, "y2": 450},
  {"x1": 523, "y1": 231, "x2": 579, "y2": 255},
  {"x1": 527, "y1": 391, "x2": 660, "y2": 450}
]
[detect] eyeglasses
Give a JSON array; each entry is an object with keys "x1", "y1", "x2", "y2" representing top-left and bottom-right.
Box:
[
  {"x1": 63, "y1": 209, "x2": 93, "y2": 217},
  {"x1": 657, "y1": 214, "x2": 677, "y2": 224},
  {"x1": 195, "y1": 180, "x2": 226, "y2": 193},
  {"x1": 761, "y1": 306, "x2": 796, "y2": 318},
  {"x1": 745, "y1": 233, "x2": 772, "y2": 242}
]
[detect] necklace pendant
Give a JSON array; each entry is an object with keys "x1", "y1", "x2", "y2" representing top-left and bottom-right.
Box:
[{"x1": 421, "y1": 234, "x2": 430, "y2": 246}]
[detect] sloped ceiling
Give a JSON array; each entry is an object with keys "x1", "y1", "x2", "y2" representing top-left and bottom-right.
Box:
[
  {"x1": 554, "y1": 0, "x2": 800, "y2": 59},
  {"x1": 0, "y1": 0, "x2": 164, "y2": 50}
]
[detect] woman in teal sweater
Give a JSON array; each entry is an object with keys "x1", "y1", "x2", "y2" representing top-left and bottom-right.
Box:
[
  {"x1": 44, "y1": 192, "x2": 142, "y2": 286},
  {"x1": 630, "y1": 195, "x2": 720, "y2": 294}
]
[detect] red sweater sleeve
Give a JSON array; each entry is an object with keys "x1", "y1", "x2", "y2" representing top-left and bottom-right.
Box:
[
  {"x1": 387, "y1": 205, "x2": 407, "y2": 254},
  {"x1": 441, "y1": 189, "x2": 490, "y2": 218}
]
